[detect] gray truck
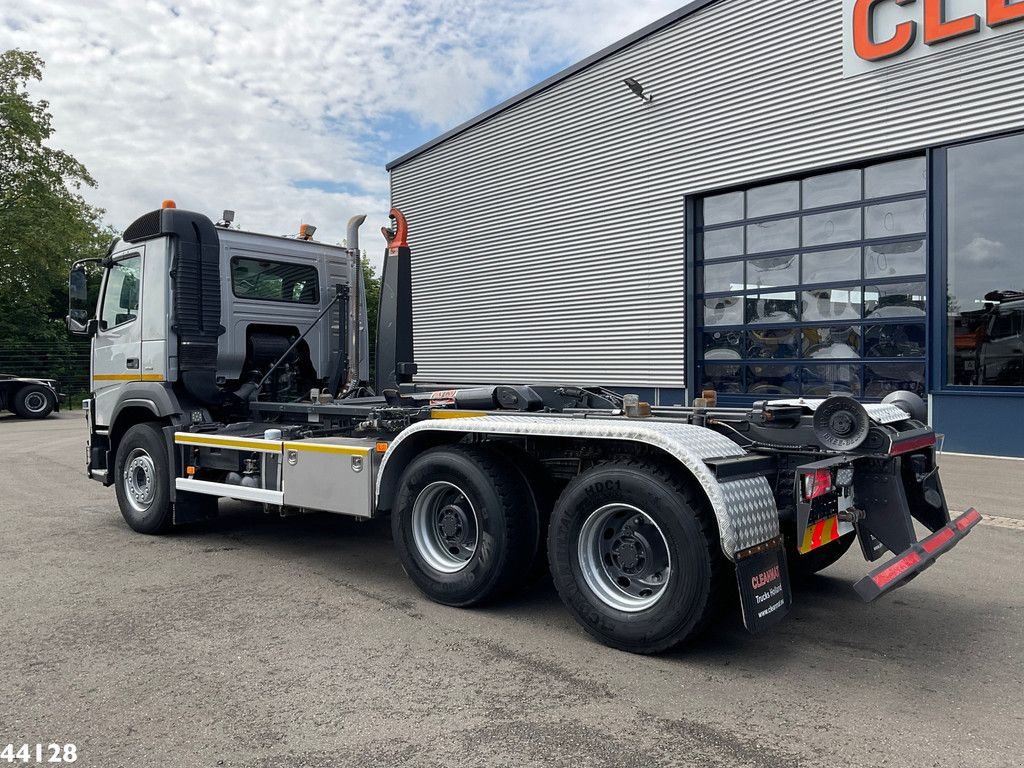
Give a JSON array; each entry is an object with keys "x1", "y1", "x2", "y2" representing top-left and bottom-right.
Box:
[
  {"x1": 66, "y1": 204, "x2": 981, "y2": 654},
  {"x1": 0, "y1": 374, "x2": 62, "y2": 419}
]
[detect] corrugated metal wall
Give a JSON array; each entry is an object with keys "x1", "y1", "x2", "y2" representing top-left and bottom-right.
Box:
[{"x1": 391, "y1": 0, "x2": 1024, "y2": 388}]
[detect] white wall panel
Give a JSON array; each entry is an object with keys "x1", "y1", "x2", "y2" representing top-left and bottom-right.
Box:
[{"x1": 391, "y1": 0, "x2": 1024, "y2": 388}]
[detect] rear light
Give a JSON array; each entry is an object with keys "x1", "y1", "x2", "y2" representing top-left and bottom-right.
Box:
[
  {"x1": 802, "y1": 467, "x2": 832, "y2": 501},
  {"x1": 871, "y1": 551, "x2": 922, "y2": 588},
  {"x1": 890, "y1": 432, "x2": 937, "y2": 455}
]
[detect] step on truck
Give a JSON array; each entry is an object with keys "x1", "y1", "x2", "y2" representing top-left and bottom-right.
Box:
[{"x1": 67, "y1": 204, "x2": 981, "y2": 654}]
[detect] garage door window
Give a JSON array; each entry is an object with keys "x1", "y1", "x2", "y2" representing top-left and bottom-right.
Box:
[{"x1": 697, "y1": 157, "x2": 928, "y2": 400}]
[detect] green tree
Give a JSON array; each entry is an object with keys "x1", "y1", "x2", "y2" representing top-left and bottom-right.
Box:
[
  {"x1": 0, "y1": 49, "x2": 108, "y2": 393},
  {"x1": 0, "y1": 49, "x2": 107, "y2": 344},
  {"x1": 361, "y1": 254, "x2": 380, "y2": 383}
]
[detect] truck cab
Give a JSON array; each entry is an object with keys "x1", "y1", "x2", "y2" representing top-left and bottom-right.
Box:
[{"x1": 69, "y1": 204, "x2": 369, "y2": 481}]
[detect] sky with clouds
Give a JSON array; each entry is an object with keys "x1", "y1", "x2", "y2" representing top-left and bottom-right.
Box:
[{"x1": 1, "y1": 0, "x2": 681, "y2": 259}]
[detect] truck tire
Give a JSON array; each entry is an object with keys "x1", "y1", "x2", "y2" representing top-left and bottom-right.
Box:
[
  {"x1": 13, "y1": 385, "x2": 55, "y2": 419},
  {"x1": 114, "y1": 423, "x2": 173, "y2": 534},
  {"x1": 392, "y1": 444, "x2": 535, "y2": 607},
  {"x1": 548, "y1": 459, "x2": 724, "y2": 654},
  {"x1": 788, "y1": 531, "x2": 856, "y2": 577}
]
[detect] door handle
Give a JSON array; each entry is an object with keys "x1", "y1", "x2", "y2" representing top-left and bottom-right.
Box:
[{"x1": 126, "y1": 358, "x2": 140, "y2": 370}]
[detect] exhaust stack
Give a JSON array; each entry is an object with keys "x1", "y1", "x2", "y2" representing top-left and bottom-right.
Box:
[{"x1": 341, "y1": 215, "x2": 367, "y2": 395}]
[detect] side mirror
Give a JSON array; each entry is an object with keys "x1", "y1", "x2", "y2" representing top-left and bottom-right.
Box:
[{"x1": 68, "y1": 258, "x2": 101, "y2": 336}]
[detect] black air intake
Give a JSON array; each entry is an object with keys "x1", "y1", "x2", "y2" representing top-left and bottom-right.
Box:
[{"x1": 123, "y1": 208, "x2": 224, "y2": 405}]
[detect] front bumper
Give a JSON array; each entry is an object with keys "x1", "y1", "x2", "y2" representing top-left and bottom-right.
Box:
[{"x1": 853, "y1": 508, "x2": 982, "y2": 601}]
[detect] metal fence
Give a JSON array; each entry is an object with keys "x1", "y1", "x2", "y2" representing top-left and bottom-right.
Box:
[{"x1": 0, "y1": 341, "x2": 91, "y2": 407}]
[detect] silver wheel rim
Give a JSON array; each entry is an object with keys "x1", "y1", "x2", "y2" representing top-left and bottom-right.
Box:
[
  {"x1": 578, "y1": 503, "x2": 672, "y2": 613},
  {"x1": 411, "y1": 481, "x2": 479, "y2": 574},
  {"x1": 24, "y1": 392, "x2": 48, "y2": 413},
  {"x1": 124, "y1": 448, "x2": 157, "y2": 514}
]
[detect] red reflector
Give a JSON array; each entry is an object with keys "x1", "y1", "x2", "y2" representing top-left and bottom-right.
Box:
[
  {"x1": 921, "y1": 526, "x2": 955, "y2": 554},
  {"x1": 955, "y1": 508, "x2": 982, "y2": 531},
  {"x1": 872, "y1": 552, "x2": 922, "y2": 588},
  {"x1": 890, "y1": 433, "x2": 937, "y2": 455},
  {"x1": 803, "y1": 468, "x2": 832, "y2": 501}
]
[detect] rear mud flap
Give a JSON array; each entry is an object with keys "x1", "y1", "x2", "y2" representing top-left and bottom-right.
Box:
[{"x1": 736, "y1": 539, "x2": 792, "y2": 633}]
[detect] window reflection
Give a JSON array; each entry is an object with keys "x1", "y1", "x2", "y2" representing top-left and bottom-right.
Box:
[
  {"x1": 864, "y1": 240, "x2": 926, "y2": 279},
  {"x1": 704, "y1": 297, "x2": 743, "y2": 326},
  {"x1": 747, "y1": 217, "x2": 799, "y2": 254},
  {"x1": 947, "y1": 133, "x2": 1024, "y2": 387},
  {"x1": 748, "y1": 254, "x2": 799, "y2": 288},
  {"x1": 803, "y1": 365, "x2": 862, "y2": 397},
  {"x1": 864, "y1": 282, "x2": 926, "y2": 319},
  {"x1": 865, "y1": 362, "x2": 925, "y2": 398},
  {"x1": 803, "y1": 248, "x2": 861, "y2": 285},
  {"x1": 803, "y1": 327, "x2": 861, "y2": 359},
  {"x1": 698, "y1": 154, "x2": 929, "y2": 399},
  {"x1": 747, "y1": 365, "x2": 799, "y2": 396},
  {"x1": 802, "y1": 207, "x2": 862, "y2": 247},
  {"x1": 702, "y1": 363, "x2": 743, "y2": 393},
  {"x1": 703, "y1": 191, "x2": 744, "y2": 225},
  {"x1": 747, "y1": 292, "x2": 799, "y2": 324},
  {"x1": 747, "y1": 327, "x2": 800, "y2": 359},
  {"x1": 865, "y1": 324, "x2": 926, "y2": 358},
  {"x1": 802, "y1": 287, "x2": 861, "y2": 322},
  {"x1": 703, "y1": 226, "x2": 744, "y2": 260}
]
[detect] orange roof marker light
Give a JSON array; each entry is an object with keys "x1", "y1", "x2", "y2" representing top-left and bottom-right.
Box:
[
  {"x1": 299, "y1": 224, "x2": 316, "y2": 241},
  {"x1": 161, "y1": 199, "x2": 176, "y2": 209}
]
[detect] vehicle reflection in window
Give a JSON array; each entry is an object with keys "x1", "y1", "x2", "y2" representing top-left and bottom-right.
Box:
[
  {"x1": 864, "y1": 282, "x2": 926, "y2": 319},
  {"x1": 803, "y1": 326, "x2": 861, "y2": 358},
  {"x1": 802, "y1": 287, "x2": 861, "y2": 322},
  {"x1": 703, "y1": 331, "x2": 743, "y2": 361},
  {"x1": 865, "y1": 362, "x2": 926, "y2": 398},
  {"x1": 747, "y1": 364, "x2": 799, "y2": 396},
  {"x1": 803, "y1": 364, "x2": 862, "y2": 397},
  {"x1": 704, "y1": 296, "x2": 743, "y2": 326},
  {"x1": 702, "y1": 363, "x2": 743, "y2": 393},
  {"x1": 747, "y1": 291, "x2": 798, "y2": 324},
  {"x1": 747, "y1": 327, "x2": 800, "y2": 359},
  {"x1": 951, "y1": 291, "x2": 1024, "y2": 386},
  {"x1": 865, "y1": 324, "x2": 926, "y2": 358}
]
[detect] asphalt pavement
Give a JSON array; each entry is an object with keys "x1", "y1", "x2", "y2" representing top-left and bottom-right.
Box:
[{"x1": 1, "y1": 412, "x2": 1021, "y2": 768}]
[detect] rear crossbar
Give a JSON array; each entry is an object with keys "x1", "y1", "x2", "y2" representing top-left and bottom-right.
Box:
[{"x1": 853, "y1": 508, "x2": 982, "y2": 601}]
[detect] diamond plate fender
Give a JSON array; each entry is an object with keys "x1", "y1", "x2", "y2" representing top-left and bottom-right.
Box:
[{"x1": 377, "y1": 415, "x2": 779, "y2": 561}]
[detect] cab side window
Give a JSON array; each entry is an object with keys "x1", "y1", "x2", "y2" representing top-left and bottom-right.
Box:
[{"x1": 100, "y1": 255, "x2": 141, "y2": 329}]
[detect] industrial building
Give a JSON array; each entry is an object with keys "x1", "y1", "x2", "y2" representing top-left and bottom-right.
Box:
[{"x1": 388, "y1": 0, "x2": 1024, "y2": 456}]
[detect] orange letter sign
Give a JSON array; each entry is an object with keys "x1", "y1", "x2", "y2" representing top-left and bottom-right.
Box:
[
  {"x1": 988, "y1": 0, "x2": 1024, "y2": 27},
  {"x1": 923, "y1": 0, "x2": 981, "y2": 44},
  {"x1": 854, "y1": 0, "x2": 919, "y2": 62}
]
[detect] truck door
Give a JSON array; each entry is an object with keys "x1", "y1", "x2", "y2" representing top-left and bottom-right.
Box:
[{"x1": 92, "y1": 247, "x2": 144, "y2": 425}]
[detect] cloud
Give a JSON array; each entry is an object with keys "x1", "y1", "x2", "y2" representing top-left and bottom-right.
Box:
[{"x1": 1, "y1": 0, "x2": 680, "y2": 260}]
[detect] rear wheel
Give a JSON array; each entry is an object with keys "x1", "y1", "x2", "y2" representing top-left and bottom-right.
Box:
[
  {"x1": 548, "y1": 459, "x2": 723, "y2": 654},
  {"x1": 114, "y1": 423, "x2": 173, "y2": 534},
  {"x1": 13, "y1": 385, "x2": 55, "y2": 419},
  {"x1": 392, "y1": 445, "x2": 535, "y2": 607}
]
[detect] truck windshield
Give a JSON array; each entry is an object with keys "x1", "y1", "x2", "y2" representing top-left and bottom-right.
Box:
[{"x1": 230, "y1": 257, "x2": 319, "y2": 304}]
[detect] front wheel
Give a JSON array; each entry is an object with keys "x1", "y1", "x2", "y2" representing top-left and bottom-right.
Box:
[
  {"x1": 14, "y1": 385, "x2": 55, "y2": 419},
  {"x1": 548, "y1": 460, "x2": 724, "y2": 654},
  {"x1": 114, "y1": 423, "x2": 172, "y2": 534}
]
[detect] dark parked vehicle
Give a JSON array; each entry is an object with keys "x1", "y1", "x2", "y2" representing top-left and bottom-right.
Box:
[{"x1": 0, "y1": 375, "x2": 63, "y2": 419}]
